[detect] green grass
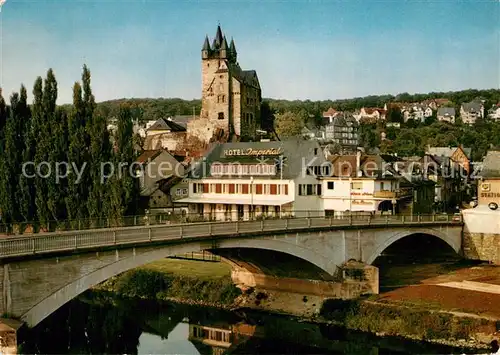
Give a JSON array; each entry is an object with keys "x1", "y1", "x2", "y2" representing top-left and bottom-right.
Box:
[
  {"x1": 94, "y1": 258, "x2": 241, "y2": 306},
  {"x1": 139, "y1": 258, "x2": 232, "y2": 280}
]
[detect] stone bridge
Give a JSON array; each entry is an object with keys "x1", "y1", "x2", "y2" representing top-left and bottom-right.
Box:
[{"x1": 0, "y1": 214, "x2": 462, "y2": 327}]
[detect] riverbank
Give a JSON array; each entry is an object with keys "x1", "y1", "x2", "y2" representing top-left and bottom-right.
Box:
[{"x1": 91, "y1": 258, "x2": 499, "y2": 351}]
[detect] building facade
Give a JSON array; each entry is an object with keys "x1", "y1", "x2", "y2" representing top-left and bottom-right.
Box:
[
  {"x1": 187, "y1": 25, "x2": 262, "y2": 144},
  {"x1": 437, "y1": 107, "x2": 456, "y2": 123},
  {"x1": 320, "y1": 153, "x2": 412, "y2": 216},
  {"x1": 135, "y1": 150, "x2": 188, "y2": 213},
  {"x1": 323, "y1": 113, "x2": 359, "y2": 151},
  {"x1": 460, "y1": 100, "x2": 484, "y2": 125},
  {"x1": 478, "y1": 150, "x2": 500, "y2": 208},
  {"x1": 178, "y1": 140, "x2": 328, "y2": 221}
]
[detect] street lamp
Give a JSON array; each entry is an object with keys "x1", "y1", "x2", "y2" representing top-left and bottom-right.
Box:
[{"x1": 250, "y1": 176, "x2": 254, "y2": 220}]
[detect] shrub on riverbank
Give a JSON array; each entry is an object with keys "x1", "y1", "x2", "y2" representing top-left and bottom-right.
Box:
[
  {"x1": 96, "y1": 269, "x2": 241, "y2": 306},
  {"x1": 320, "y1": 299, "x2": 494, "y2": 342}
]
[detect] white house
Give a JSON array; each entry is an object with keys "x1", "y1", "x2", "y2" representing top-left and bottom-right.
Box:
[{"x1": 320, "y1": 153, "x2": 411, "y2": 216}]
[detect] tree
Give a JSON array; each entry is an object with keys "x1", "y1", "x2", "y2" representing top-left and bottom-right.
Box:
[
  {"x1": 32, "y1": 74, "x2": 52, "y2": 224},
  {"x1": 274, "y1": 111, "x2": 305, "y2": 139},
  {"x1": 66, "y1": 81, "x2": 88, "y2": 221},
  {"x1": 386, "y1": 106, "x2": 403, "y2": 123},
  {"x1": 83, "y1": 65, "x2": 112, "y2": 221},
  {"x1": 106, "y1": 106, "x2": 139, "y2": 222},
  {"x1": 18, "y1": 86, "x2": 36, "y2": 223}
]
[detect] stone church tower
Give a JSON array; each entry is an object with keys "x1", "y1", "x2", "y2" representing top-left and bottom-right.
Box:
[{"x1": 187, "y1": 25, "x2": 261, "y2": 143}]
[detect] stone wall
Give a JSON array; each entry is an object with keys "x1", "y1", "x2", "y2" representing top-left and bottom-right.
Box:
[
  {"x1": 231, "y1": 266, "x2": 378, "y2": 299},
  {"x1": 462, "y1": 206, "x2": 500, "y2": 264},
  {"x1": 462, "y1": 233, "x2": 500, "y2": 264}
]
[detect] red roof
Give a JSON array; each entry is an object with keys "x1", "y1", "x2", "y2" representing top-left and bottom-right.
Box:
[
  {"x1": 136, "y1": 150, "x2": 163, "y2": 164},
  {"x1": 323, "y1": 107, "x2": 338, "y2": 117}
]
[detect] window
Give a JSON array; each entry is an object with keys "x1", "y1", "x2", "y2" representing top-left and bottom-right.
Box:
[
  {"x1": 314, "y1": 148, "x2": 318, "y2": 155},
  {"x1": 270, "y1": 184, "x2": 277, "y2": 195},
  {"x1": 218, "y1": 112, "x2": 224, "y2": 120},
  {"x1": 380, "y1": 182, "x2": 385, "y2": 190},
  {"x1": 203, "y1": 184, "x2": 209, "y2": 193},
  {"x1": 299, "y1": 184, "x2": 321, "y2": 196},
  {"x1": 255, "y1": 184, "x2": 263, "y2": 194},
  {"x1": 284, "y1": 185, "x2": 288, "y2": 195},
  {"x1": 242, "y1": 184, "x2": 249, "y2": 194},
  {"x1": 351, "y1": 182, "x2": 363, "y2": 190},
  {"x1": 327, "y1": 181, "x2": 334, "y2": 190},
  {"x1": 215, "y1": 184, "x2": 222, "y2": 193},
  {"x1": 228, "y1": 184, "x2": 235, "y2": 194}
]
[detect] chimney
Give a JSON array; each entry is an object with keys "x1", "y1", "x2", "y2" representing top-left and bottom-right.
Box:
[{"x1": 356, "y1": 150, "x2": 362, "y2": 177}]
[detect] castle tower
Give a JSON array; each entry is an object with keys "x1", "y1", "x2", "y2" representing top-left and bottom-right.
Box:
[{"x1": 189, "y1": 24, "x2": 262, "y2": 143}]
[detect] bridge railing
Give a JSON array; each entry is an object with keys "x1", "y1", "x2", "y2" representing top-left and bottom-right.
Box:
[
  {"x1": 0, "y1": 211, "x2": 462, "y2": 236},
  {"x1": 0, "y1": 213, "x2": 462, "y2": 259}
]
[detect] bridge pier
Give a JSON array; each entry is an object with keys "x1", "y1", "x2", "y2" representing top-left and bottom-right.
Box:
[
  {"x1": 0, "y1": 318, "x2": 22, "y2": 355},
  {"x1": 229, "y1": 261, "x2": 379, "y2": 317}
]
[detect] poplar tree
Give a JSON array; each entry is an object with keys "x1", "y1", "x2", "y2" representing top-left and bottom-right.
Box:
[
  {"x1": 66, "y1": 81, "x2": 87, "y2": 222},
  {"x1": 31, "y1": 76, "x2": 51, "y2": 225},
  {"x1": 33, "y1": 70, "x2": 58, "y2": 227},
  {"x1": 18, "y1": 85, "x2": 36, "y2": 223},
  {"x1": 106, "y1": 106, "x2": 139, "y2": 222},
  {"x1": 47, "y1": 106, "x2": 69, "y2": 222},
  {"x1": 85, "y1": 65, "x2": 112, "y2": 222},
  {"x1": 0, "y1": 92, "x2": 17, "y2": 225},
  {"x1": 1, "y1": 87, "x2": 30, "y2": 225}
]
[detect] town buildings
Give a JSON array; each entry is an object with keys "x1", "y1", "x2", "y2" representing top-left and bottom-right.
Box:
[
  {"x1": 186, "y1": 25, "x2": 262, "y2": 144},
  {"x1": 136, "y1": 150, "x2": 189, "y2": 213},
  {"x1": 172, "y1": 140, "x2": 445, "y2": 219},
  {"x1": 477, "y1": 150, "x2": 500, "y2": 208}
]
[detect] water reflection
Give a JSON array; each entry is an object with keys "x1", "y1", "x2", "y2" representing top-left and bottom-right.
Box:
[{"x1": 18, "y1": 293, "x2": 489, "y2": 354}]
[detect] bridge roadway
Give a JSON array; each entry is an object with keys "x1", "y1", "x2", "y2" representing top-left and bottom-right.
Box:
[{"x1": 0, "y1": 214, "x2": 461, "y2": 259}]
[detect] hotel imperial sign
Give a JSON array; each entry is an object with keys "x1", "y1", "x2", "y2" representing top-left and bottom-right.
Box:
[{"x1": 223, "y1": 148, "x2": 283, "y2": 157}]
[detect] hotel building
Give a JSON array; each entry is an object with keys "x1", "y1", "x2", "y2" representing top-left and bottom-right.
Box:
[{"x1": 178, "y1": 140, "x2": 328, "y2": 220}]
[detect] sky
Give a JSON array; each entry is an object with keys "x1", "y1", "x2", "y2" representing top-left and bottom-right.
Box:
[{"x1": 0, "y1": 0, "x2": 499, "y2": 104}]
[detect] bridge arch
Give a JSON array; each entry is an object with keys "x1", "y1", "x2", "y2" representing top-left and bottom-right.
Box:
[
  {"x1": 21, "y1": 238, "x2": 334, "y2": 327},
  {"x1": 364, "y1": 227, "x2": 461, "y2": 265}
]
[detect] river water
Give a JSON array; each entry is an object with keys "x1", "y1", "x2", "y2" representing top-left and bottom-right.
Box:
[{"x1": 18, "y1": 293, "x2": 490, "y2": 354}]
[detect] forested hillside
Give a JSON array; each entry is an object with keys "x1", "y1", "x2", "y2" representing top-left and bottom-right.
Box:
[{"x1": 94, "y1": 88, "x2": 500, "y2": 122}]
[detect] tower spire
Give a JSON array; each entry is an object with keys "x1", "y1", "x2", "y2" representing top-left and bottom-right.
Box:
[
  {"x1": 202, "y1": 35, "x2": 211, "y2": 51},
  {"x1": 214, "y1": 24, "x2": 223, "y2": 48}
]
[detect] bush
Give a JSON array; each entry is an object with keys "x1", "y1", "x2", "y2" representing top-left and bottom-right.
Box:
[{"x1": 114, "y1": 269, "x2": 169, "y2": 299}]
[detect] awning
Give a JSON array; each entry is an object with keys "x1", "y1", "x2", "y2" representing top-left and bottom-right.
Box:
[{"x1": 176, "y1": 196, "x2": 294, "y2": 206}]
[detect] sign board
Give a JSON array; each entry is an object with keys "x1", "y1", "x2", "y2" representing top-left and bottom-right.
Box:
[{"x1": 224, "y1": 148, "x2": 283, "y2": 157}]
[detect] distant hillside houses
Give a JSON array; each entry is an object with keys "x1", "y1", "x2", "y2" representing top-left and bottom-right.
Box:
[
  {"x1": 460, "y1": 100, "x2": 485, "y2": 125},
  {"x1": 488, "y1": 103, "x2": 500, "y2": 121}
]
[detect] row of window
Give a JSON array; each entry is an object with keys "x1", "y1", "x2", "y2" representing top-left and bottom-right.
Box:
[
  {"x1": 192, "y1": 183, "x2": 289, "y2": 195},
  {"x1": 211, "y1": 164, "x2": 276, "y2": 176},
  {"x1": 298, "y1": 184, "x2": 322, "y2": 196}
]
